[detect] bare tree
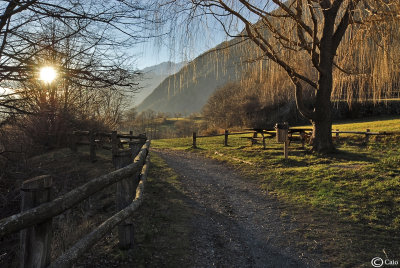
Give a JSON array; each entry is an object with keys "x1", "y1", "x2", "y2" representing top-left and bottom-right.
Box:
[
  {"x1": 0, "y1": 0, "x2": 149, "y2": 120},
  {"x1": 154, "y1": 0, "x2": 399, "y2": 153}
]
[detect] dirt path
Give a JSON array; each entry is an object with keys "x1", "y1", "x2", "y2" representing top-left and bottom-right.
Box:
[{"x1": 155, "y1": 149, "x2": 318, "y2": 268}]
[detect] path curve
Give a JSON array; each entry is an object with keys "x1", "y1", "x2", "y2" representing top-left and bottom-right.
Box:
[{"x1": 155, "y1": 149, "x2": 318, "y2": 268}]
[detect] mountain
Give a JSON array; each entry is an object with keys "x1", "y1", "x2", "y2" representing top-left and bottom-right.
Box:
[
  {"x1": 136, "y1": 39, "x2": 256, "y2": 114},
  {"x1": 133, "y1": 61, "x2": 186, "y2": 106}
]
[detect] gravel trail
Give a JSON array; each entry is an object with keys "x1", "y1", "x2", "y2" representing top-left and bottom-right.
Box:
[{"x1": 155, "y1": 149, "x2": 318, "y2": 268}]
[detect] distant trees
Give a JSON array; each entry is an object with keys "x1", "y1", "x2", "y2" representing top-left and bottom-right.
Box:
[
  {"x1": 174, "y1": 119, "x2": 197, "y2": 137},
  {"x1": 121, "y1": 107, "x2": 138, "y2": 131},
  {"x1": 120, "y1": 109, "x2": 202, "y2": 139},
  {"x1": 203, "y1": 82, "x2": 257, "y2": 129},
  {"x1": 153, "y1": 0, "x2": 400, "y2": 153},
  {"x1": 202, "y1": 72, "x2": 311, "y2": 130}
]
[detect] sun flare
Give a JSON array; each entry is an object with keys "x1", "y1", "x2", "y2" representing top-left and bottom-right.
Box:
[{"x1": 39, "y1": 66, "x2": 57, "y2": 83}]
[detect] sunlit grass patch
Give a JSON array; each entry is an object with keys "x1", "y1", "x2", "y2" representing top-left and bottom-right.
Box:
[{"x1": 152, "y1": 117, "x2": 400, "y2": 266}]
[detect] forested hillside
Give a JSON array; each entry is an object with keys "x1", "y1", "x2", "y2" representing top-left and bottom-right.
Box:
[
  {"x1": 137, "y1": 4, "x2": 400, "y2": 126},
  {"x1": 134, "y1": 61, "x2": 186, "y2": 106},
  {"x1": 136, "y1": 39, "x2": 258, "y2": 113}
]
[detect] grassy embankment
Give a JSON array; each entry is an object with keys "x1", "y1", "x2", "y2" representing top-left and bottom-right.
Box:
[
  {"x1": 152, "y1": 117, "x2": 400, "y2": 267},
  {"x1": 0, "y1": 146, "x2": 193, "y2": 267},
  {"x1": 72, "y1": 150, "x2": 194, "y2": 267}
]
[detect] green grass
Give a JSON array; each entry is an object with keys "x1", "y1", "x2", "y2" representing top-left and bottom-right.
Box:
[
  {"x1": 297, "y1": 116, "x2": 400, "y2": 132},
  {"x1": 152, "y1": 117, "x2": 400, "y2": 267},
  {"x1": 129, "y1": 153, "x2": 193, "y2": 267},
  {"x1": 332, "y1": 117, "x2": 400, "y2": 132}
]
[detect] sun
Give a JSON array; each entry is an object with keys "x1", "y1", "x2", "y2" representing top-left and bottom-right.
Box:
[{"x1": 39, "y1": 66, "x2": 57, "y2": 83}]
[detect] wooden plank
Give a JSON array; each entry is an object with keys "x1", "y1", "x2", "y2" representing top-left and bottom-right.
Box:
[
  {"x1": 197, "y1": 131, "x2": 254, "y2": 138},
  {"x1": 49, "y1": 156, "x2": 150, "y2": 268},
  {"x1": 192, "y1": 132, "x2": 197, "y2": 148},
  {"x1": 20, "y1": 175, "x2": 53, "y2": 268},
  {"x1": 331, "y1": 130, "x2": 380, "y2": 135},
  {"x1": 111, "y1": 131, "x2": 118, "y2": 158},
  {"x1": 114, "y1": 148, "x2": 135, "y2": 249},
  {"x1": 284, "y1": 140, "x2": 289, "y2": 159},
  {"x1": 118, "y1": 133, "x2": 146, "y2": 139},
  {"x1": 96, "y1": 132, "x2": 145, "y2": 139},
  {"x1": 72, "y1": 131, "x2": 89, "y2": 136},
  {"x1": 0, "y1": 141, "x2": 150, "y2": 237},
  {"x1": 224, "y1": 130, "x2": 228, "y2": 146}
]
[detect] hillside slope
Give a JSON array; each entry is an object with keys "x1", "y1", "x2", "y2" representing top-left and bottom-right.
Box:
[
  {"x1": 133, "y1": 61, "x2": 186, "y2": 106},
  {"x1": 136, "y1": 40, "x2": 256, "y2": 114}
]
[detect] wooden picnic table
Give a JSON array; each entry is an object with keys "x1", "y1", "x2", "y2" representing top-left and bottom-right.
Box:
[{"x1": 244, "y1": 127, "x2": 313, "y2": 149}]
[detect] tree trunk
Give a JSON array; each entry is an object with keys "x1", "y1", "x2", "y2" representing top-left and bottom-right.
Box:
[
  {"x1": 311, "y1": 64, "x2": 335, "y2": 153},
  {"x1": 311, "y1": 110, "x2": 334, "y2": 153},
  {"x1": 309, "y1": 7, "x2": 339, "y2": 154},
  {"x1": 293, "y1": 73, "x2": 335, "y2": 153}
]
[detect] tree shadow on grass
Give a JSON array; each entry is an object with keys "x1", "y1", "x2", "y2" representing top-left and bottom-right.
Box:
[
  {"x1": 324, "y1": 148, "x2": 378, "y2": 163},
  {"x1": 185, "y1": 147, "x2": 206, "y2": 151}
]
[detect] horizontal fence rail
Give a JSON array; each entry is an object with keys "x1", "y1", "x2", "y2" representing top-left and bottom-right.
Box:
[
  {"x1": 50, "y1": 156, "x2": 151, "y2": 268},
  {"x1": 0, "y1": 141, "x2": 149, "y2": 237},
  {"x1": 72, "y1": 130, "x2": 146, "y2": 140},
  {"x1": 193, "y1": 128, "x2": 399, "y2": 141},
  {"x1": 69, "y1": 130, "x2": 146, "y2": 162},
  {"x1": 190, "y1": 126, "x2": 399, "y2": 158},
  {"x1": 0, "y1": 131, "x2": 151, "y2": 268}
]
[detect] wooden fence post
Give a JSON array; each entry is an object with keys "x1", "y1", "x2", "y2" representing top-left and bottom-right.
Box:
[
  {"x1": 113, "y1": 150, "x2": 136, "y2": 250},
  {"x1": 365, "y1": 129, "x2": 370, "y2": 143},
  {"x1": 224, "y1": 130, "x2": 229, "y2": 146},
  {"x1": 284, "y1": 139, "x2": 289, "y2": 159},
  {"x1": 262, "y1": 135, "x2": 266, "y2": 150},
  {"x1": 20, "y1": 175, "x2": 53, "y2": 268},
  {"x1": 89, "y1": 131, "x2": 96, "y2": 162},
  {"x1": 336, "y1": 129, "x2": 340, "y2": 142},
  {"x1": 275, "y1": 122, "x2": 289, "y2": 159},
  {"x1": 111, "y1": 131, "x2": 118, "y2": 156},
  {"x1": 192, "y1": 132, "x2": 197, "y2": 148}
]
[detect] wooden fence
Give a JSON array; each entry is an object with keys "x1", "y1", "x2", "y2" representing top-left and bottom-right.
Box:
[
  {"x1": 191, "y1": 128, "x2": 399, "y2": 148},
  {"x1": 192, "y1": 130, "x2": 254, "y2": 148},
  {"x1": 0, "y1": 132, "x2": 150, "y2": 268},
  {"x1": 69, "y1": 130, "x2": 146, "y2": 162}
]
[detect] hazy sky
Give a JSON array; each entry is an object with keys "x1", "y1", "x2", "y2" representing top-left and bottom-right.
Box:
[
  {"x1": 132, "y1": 6, "x2": 242, "y2": 70},
  {"x1": 134, "y1": 31, "x2": 229, "y2": 70},
  {"x1": 132, "y1": 1, "x2": 263, "y2": 70}
]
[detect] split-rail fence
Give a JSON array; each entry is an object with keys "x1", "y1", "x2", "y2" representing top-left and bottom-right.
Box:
[{"x1": 0, "y1": 131, "x2": 150, "y2": 268}]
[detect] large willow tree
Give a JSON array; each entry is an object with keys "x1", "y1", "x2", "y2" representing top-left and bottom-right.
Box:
[{"x1": 156, "y1": 0, "x2": 399, "y2": 153}]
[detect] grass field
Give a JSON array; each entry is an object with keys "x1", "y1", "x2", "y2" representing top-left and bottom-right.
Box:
[
  {"x1": 152, "y1": 117, "x2": 400, "y2": 267},
  {"x1": 332, "y1": 116, "x2": 400, "y2": 132}
]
